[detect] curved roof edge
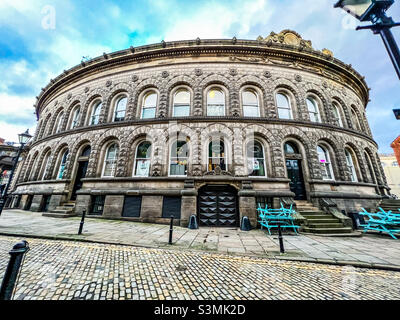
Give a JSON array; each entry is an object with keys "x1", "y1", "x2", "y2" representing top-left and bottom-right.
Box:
[{"x1": 34, "y1": 30, "x2": 370, "y2": 116}]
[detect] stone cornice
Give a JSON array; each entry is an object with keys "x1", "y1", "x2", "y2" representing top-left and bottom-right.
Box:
[
  {"x1": 30, "y1": 117, "x2": 379, "y2": 149},
  {"x1": 35, "y1": 38, "x2": 369, "y2": 115}
]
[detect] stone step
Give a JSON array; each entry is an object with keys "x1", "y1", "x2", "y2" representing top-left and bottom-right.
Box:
[
  {"x1": 300, "y1": 211, "x2": 328, "y2": 215},
  {"x1": 42, "y1": 212, "x2": 77, "y2": 218},
  {"x1": 305, "y1": 218, "x2": 340, "y2": 223},
  {"x1": 301, "y1": 214, "x2": 331, "y2": 218},
  {"x1": 52, "y1": 209, "x2": 73, "y2": 214},
  {"x1": 54, "y1": 206, "x2": 74, "y2": 211},
  {"x1": 302, "y1": 226, "x2": 353, "y2": 234},
  {"x1": 307, "y1": 223, "x2": 345, "y2": 228},
  {"x1": 297, "y1": 207, "x2": 320, "y2": 211}
]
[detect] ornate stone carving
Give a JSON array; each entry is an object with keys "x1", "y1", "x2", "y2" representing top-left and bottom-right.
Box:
[
  {"x1": 161, "y1": 71, "x2": 169, "y2": 78},
  {"x1": 194, "y1": 69, "x2": 203, "y2": 77},
  {"x1": 204, "y1": 166, "x2": 232, "y2": 176},
  {"x1": 229, "y1": 68, "x2": 238, "y2": 76},
  {"x1": 263, "y1": 30, "x2": 313, "y2": 50}
]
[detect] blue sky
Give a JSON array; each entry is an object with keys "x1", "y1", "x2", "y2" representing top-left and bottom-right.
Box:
[{"x1": 0, "y1": 0, "x2": 399, "y2": 153}]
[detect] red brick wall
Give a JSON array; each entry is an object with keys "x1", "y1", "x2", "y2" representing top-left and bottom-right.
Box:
[{"x1": 391, "y1": 136, "x2": 400, "y2": 165}]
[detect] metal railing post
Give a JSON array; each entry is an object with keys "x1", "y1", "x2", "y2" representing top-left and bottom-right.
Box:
[
  {"x1": 277, "y1": 223, "x2": 285, "y2": 254},
  {"x1": 169, "y1": 216, "x2": 174, "y2": 245},
  {"x1": 0, "y1": 240, "x2": 30, "y2": 300},
  {"x1": 78, "y1": 209, "x2": 87, "y2": 235}
]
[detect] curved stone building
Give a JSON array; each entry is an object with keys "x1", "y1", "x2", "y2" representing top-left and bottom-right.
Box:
[{"x1": 11, "y1": 30, "x2": 389, "y2": 228}]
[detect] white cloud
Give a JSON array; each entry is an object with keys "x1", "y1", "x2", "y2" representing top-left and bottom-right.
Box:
[
  {"x1": 0, "y1": 121, "x2": 37, "y2": 144},
  {"x1": 0, "y1": 94, "x2": 35, "y2": 119},
  {"x1": 48, "y1": 34, "x2": 112, "y2": 68},
  {"x1": 163, "y1": 0, "x2": 272, "y2": 41},
  {"x1": 0, "y1": 94, "x2": 37, "y2": 143}
]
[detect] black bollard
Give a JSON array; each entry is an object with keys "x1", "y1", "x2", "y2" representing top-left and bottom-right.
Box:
[
  {"x1": 188, "y1": 215, "x2": 198, "y2": 230},
  {"x1": 169, "y1": 216, "x2": 174, "y2": 245},
  {"x1": 78, "y1": 209, "x2": 87, "y2": 235},
  {"x1": 240, "y1": 216, "x2": 252, "y2": 231},
  {"x1": 0, "y1": 241, "x2": 30, "y2": 300},
  {"x1": 277, "y1": 223, "x2": 285, "y2": 254}
]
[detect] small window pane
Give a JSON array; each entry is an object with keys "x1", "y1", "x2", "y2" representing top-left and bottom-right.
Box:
[
  {"x1": 242, "y1": 90, "x2": 258, "y2": 105},
  {"x1": 103, "y1": 144, "x2": 119, "y2": 177},
  {"x1": 208, "y1": 140, "x2": 226, "y2": 171},
  {"x1": 173, "y1": 105, "x2": 190, "y2": 117},
  {"x1": 276, "y1": 94, "x2": 289, "y2": 108},
  {"x1": 243, "y1": 106, "x2": 259, "y2": 117},
  {"x1": 174, "y1": 90, "x2": 190, "y2": 104},
  {"x1": 142, "y1": 108, "x2": 156, "y2": 119},
  {"x1": 207, "y1": 89, "x2": 225, "y2": 116},
  {"x1": 144, "y1": 93, "x2": 157, "y2": 107},
  {"x1": 135, "y1": 142, "x2": 152, "y2": 176},
  {"x1": 247, "y1": 141, "x2": 266, "y2": 177},
  {"x1": 170, "y1": 140, "x2": 188, "y2": 176},
  {"x1": 278, "y1": 108, "x2": 291, "y2": 119},
  {"x1": 114, "y1": 97, "x2": 127, "y2": 121}
]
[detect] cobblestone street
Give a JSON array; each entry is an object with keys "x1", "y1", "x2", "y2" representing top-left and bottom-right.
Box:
[
  {"x1": 1, "y1": 235, "x2": 399, "y2": 300},
  {"x1": 1, "y1": 210, "x2": 400, "y2": 269}
]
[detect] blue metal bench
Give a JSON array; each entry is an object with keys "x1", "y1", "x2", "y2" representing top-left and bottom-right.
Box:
[
  {"x1": 257, "y1": 203, "x2": 300, "y2": 235},
  {"x1": 359, "y1": 207, "x2": 400, "y2": 240}
]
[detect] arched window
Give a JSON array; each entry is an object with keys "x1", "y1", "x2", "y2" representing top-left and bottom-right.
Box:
[
  {"x1": 173, "y1": 89, "x2": 190, "y2": 117},
  {"x1": 276, "y1": 93, "x2": 292, "y2": 119},
  {"x1": 242, "y1": 89, "x2": 260, "y2": 117},
  {"x1": 317, "y1": 145, "x2": 334, "y2": 180},
  {"x1": 30, "y1": 157, "x2": 39, "y2": 181},
  {"x1": 284, "y1": 142, "x2": 299, "y2": 155},
  {"x1": 207, "y1": 88, "x2": 225, "y2": 116},
  {"x1": 247, "y1": 140, "x2": 266, "y2": 177},
  {"x1": 345, "y1": 148, "x2": 358, "y2": 182},
  {"x1": 102, "y1": 143, "x2": 119, "y2": 177},
  {"x1": 351, "y1": 108, "x2": 361, "y2": 131},
  {"x1": 90, "y1": 101, "x2": 102, "y2": 125},
  {"x1": 81, "y1": 145, "x2": 91, "y2": 157},
  {"x1": 332, "y1": 102, "x2": 343, "y2": 127},
  {"x1": 208, "y1": 139, "x2": 226, "y2": 171},
  {"x1": 40, "y1": 152, "x2": 51, "y2": 181},
  {"x1": 55, "y1": 112, "x2": 64, "y2": 134},
  {"x1": 70, "y1": 106, "x2": 81, "y2": 129},
  {"x1": 114, "y1": 96, "x2": 127, "y2": 122},
  {"x1": 364, "y1": 152, "x2": 376, "y2": 183},
  {"x1": 141, "y1": 92, "x2": 157, "y2": 119},
  {"x1": 169, "y1": 140, "x2": 189, "y2": 176},
  {"x1": 57, "y1": 150, "x2": 69, "y2": 180},
  {"x1": 134, "y1": 141, "x2": 152, "y2": 176},
  {"x1": 307, "y1": 97, "x2": 320, "y2": 122}
]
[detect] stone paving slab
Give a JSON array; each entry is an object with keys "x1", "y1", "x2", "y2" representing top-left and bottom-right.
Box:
[{"x1": 1, "y1": 210, "x2": 400, "y2": 270}]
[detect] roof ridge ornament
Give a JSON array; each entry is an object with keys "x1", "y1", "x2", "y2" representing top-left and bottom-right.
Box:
[{"x1": 260, "y1": 30, "x2": 314, "y2": 50}]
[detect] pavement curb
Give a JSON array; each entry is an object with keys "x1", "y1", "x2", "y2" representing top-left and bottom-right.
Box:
[{"x1": 1, "y1": 231, "x2": 399, "y2": 272}]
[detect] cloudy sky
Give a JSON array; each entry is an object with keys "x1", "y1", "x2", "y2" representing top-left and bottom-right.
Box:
[{"x1": 0, "y1": 0, "x2": 399, "y2": 152}]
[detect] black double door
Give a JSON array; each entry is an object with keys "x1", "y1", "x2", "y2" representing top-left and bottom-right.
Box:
[
  {"x1": 198, "y1": 185, "x2": 238, "y2": 227},
  {"x1": 71, "y1": 161, "x2": 88, "y2": 201},
  {"x1": 286, "y1": 159, "x2": 306, "y2": 200}
]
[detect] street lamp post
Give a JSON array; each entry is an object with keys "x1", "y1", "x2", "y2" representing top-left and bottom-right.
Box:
[
  {"x1": 0, "y1": 130, "x2": 32, "y2": 216},
  {"x1": 334, "y1": 0, "x2": 400, "y2": 80}
]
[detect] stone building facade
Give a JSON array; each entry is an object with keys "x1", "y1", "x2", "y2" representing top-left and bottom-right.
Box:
[{"x1": 10, "y1": 30, "x2": 389, "y2": 227}]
